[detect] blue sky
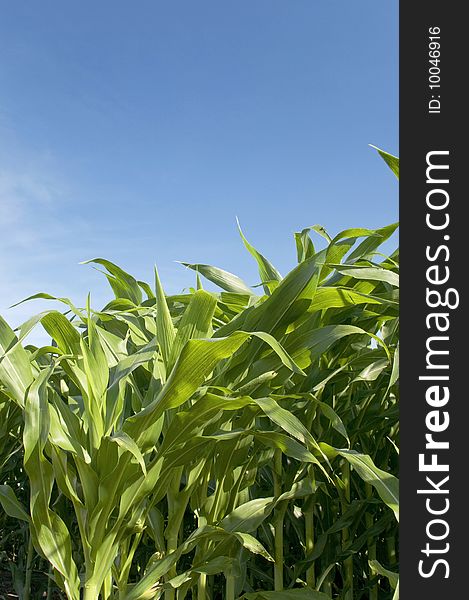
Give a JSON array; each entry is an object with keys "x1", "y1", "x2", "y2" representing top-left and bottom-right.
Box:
[{"x1": 0, "y1": 1, "x2": 398, "y2": 341}]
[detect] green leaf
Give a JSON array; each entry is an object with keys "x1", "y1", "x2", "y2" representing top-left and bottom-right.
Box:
[
  {"x1": 249, "y1": 332, "x2": 305, "y2": 376},
  {"x1": 309, "y1": 287, "x2": 382, "y2": 312},
  {"x1": 108, "y1": 338, "x2": 157, "y2": 390},
  {"x1": 0, "y1": 484, "x2": 30, "y2": 522},
  {"x1": 233, "y1": 532, "x2": 274, "y2": 562},
  {"x1": 252, "y1": 397, "x2": 317, "y2": 448},
  {"x1": 81, "y1": 258, "x2": 142, "y2": 304},
  {"x1": 154, "y1": 266, "x2": 176, "y2": 370},
  {"x1": 370, "y1": 145, "x2": 399, "y2": 179},
  {"x1": 347, "y1": 222, "x2": 399, "y2": 262},
  {"x1": 110, "y1": 431, "x2": 147, "y2": 475},
  {"x1": 48, "y1": 402, "x2": 91, "y2": 464},
  {"x1": 277, "y1": 477, "x2": 317, "y2": 503},
  {"x1": 390, "y1": 342, "x2": 399, "y2": 387},
  {"x1": 294, "y1": 228, "x2": 316, "y2": 263},
  {"x1": 330, "y1": 264, "x2": 399, "y2": 288},
  {"x1": 237, "y1": 219, "x2": 282, "y2": 293},
  {"x1": 179, "y1": 262, "x2": 253, "y2": 295},
  {"x1": 168, "y1": 289, "x2": 217, "y2": 372},
  {"x1": 41, "y1": 311, "x2": 81, "y2": 355},
  {"x1": 220, "y1": 497, "x2": 275, "y2": 533},
  {"x1": 326, "y1": 447, "x2": 399, "y2": 521},
  {"x1": 0, "y1": 316, "x2": 33, "y2": 407},
  {"x1": 287, "y1": 323, "x2": 390, "y2": 364},
  {"x1": 81, "y1": 319, "x2": 109, "y2": 405},
  {"x1": 313, "y1": 399, "x2": 350, "y2": 446},
  {"x1": 255, "y1": 431, "x2": 322, "y2": 466},
  {"x1": 369, "y1": 560, "x2": 399, "y2": 589}
]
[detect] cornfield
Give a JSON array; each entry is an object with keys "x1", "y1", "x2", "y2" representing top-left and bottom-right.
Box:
[{"x1": 0, "y1": 149, "x2": 399, "y2": 600}]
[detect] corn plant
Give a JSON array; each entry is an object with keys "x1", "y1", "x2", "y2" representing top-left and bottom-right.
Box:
[{"x1": 0, "y1": 148, "x2": 399, "y2": 600}]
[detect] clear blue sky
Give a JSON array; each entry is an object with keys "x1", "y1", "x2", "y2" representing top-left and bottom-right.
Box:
[{"x1": 0, "y1": 1, "x2": 398, "y2": 339}]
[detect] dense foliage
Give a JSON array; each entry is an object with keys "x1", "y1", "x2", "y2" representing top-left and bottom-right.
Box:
[{"x1": 0, "y1": 150, "x2": 399, "y2": 600}]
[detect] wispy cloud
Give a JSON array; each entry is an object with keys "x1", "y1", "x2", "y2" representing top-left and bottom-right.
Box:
[
  {"x1": 0, "y1": 164, "x2": 89, "y2": 344},
  {"x1": 0, "y1": 162, "x2": 196, "y2": 346}
]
